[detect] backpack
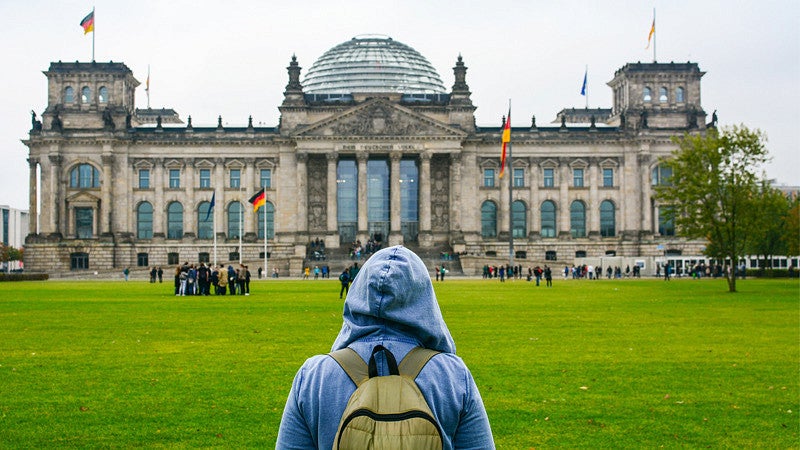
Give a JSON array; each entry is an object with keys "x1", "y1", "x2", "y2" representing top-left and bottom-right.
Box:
[
  {"x1": 339, "y1": 272, "x2": 349, "y2": 283},
  {"x1": 329, "y1": 345, "x2": 443, "y2": 450}
]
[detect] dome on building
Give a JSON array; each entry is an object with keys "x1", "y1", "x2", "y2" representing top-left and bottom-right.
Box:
[{"x1": 302, "y1": 35, "x2": 447, "y2": 94}]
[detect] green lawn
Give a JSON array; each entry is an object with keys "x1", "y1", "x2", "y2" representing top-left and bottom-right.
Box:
[{"x1": 0, "y1": 277, "x2": 797, "y2": 448}]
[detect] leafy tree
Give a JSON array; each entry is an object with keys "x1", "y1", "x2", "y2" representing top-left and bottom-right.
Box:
[
  {"x1": 747, "y1": 182, "x2": 792, "y2": 270},
  {"x1": 655, "y1": 125, "x2": 769, "y2": 292},
  {"x1": 786, "y1": 198, "x2": 800, "y2": 259}
]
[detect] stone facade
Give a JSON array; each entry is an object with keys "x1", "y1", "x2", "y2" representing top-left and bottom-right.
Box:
[{"x1": 23, "y1": 56, "x2": 710, "y2": 275}]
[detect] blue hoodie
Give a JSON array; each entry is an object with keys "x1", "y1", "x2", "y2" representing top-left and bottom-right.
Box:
[{"x1": 276, "y1": 245, "x2": 494, "y2": 449}]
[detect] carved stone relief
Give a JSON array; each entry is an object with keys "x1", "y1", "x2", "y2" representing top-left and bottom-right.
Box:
[
  {"x1": 430, "y1": 155, "x2": 450, "y2": 232},
  {"x1": 307, "y1": 155, "x2": 327, "y2": 232}
]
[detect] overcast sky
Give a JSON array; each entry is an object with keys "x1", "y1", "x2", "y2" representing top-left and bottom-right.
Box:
[{"x1": 1, "y1": 0, "x2": 798, "y2": 211}]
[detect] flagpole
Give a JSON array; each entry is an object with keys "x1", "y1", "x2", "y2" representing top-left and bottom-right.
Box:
[
  {"x1": 507, "y1": 100, "x2": 514, "y2": 270},
  {"x1": 239, "y1": 185, "x2": 243, "y2": 264},
  {"x1": 146, "y1": 65, "x2": 150, "y2": 109},
  {"x1": 91, "y1": 7, "x2": 95, "y2": 62},
  {"x1": 213, "y1": 191, "x2": 217, "y2": 267},
  {"x1": 263, "y1": 194, "x2": 268, "y2": 279},
  {"x1": 584, "y1": 65, "x2": 588, "y2": 108},
  {"x1": 653, "y1": 8, "x2": 657, "y2": 62}
]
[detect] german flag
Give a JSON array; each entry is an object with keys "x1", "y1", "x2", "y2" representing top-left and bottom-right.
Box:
[
  {"x1": 499, "y1": 109, "x2": 510, "y2": 178},
  {"x1": 80, "y1": 10, "x2": 94, "y2": 35},
  {"x1": 248, "y1": 188, "x2": 266, "y2": 212}
]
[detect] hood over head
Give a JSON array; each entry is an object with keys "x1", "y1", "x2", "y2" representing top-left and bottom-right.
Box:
[{"x1": 331, "y1": 245, "x2": 456, "y2": 354}]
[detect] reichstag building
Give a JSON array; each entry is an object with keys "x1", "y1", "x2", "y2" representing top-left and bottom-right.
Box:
[{"x1": 23, "y1": 35, "x2": 708, "y2": 275}]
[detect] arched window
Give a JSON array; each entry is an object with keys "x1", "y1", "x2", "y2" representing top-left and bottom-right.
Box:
[
  {"x1": 81, "y1": 86, "x2": 91, "y2": 104},
  {"x1": 98, "y1": 86, "x2": 108, "y2": 103},
  {"x1": 65, "y1": 86, "x2": 75, "y2": 103},
  {"x1": 511, "y1": 200, "x2": 527, "y2": 238},
  {"x1": 137, "y1": 202, "x2": 153, "y2": 239},
  {"x1": 480, "y1": 201, "x2": 497, "y2": 238},
  {"x1": 227, "y1": 201, "x2": 243, "y2": 238},
  {"x1": 197, "y1": 201, "x2": 213, "y2": 239},
  {"x1": 167, "y1": 202, "x2": 183, "y2": 239},
  {"x1": 600, "y1": 200, "x2": 616, "y2": 237},
  {"x1": 658, "y1": 205, "x2": 675, "y2": 236},
  {"x1": 643, "y1": 87, "x2": 652, "y2": 102},
  {"x1": 570, "y1": 200, "x2": 586, "y2": 238},
  {"x1": 69, "y1": 163, "x2": 100, "y2": 188},
  {"x1": 659, "y1": 87, "x2": 668, "y2": 103},
  {"x1": 675, "y1": 86, "x2": 685, "y2": 103},
  {"x1": 257, "y1": 201, "x2": 275, "y2": 239},
  {"x1": 540, "y1": 200, "x2": 556, "y2": 238}
]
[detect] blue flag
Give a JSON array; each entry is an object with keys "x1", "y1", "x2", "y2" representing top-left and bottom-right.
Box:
[
  {"x1": 580, "y1": 68, "x2": 587, "y2": 96},
  {"x1": 204, "y1": 192, "x2": 215, "y2": 222}
]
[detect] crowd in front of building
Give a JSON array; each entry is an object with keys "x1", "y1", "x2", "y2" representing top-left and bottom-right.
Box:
[{"x1": 172, "y1": 262, "x2": 252, "y2": 296}]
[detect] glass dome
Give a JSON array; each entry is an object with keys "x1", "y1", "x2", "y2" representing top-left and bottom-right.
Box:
[{"x1": 302, "y1": 35, "x2": 447, "y2": 95}]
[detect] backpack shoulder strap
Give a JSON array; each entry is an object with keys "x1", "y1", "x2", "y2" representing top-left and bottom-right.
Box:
[
  {"x1": 398, "y1": 347, "x2": 440, "y2": 379},
  {"x1": 329, "y1": 348, "x2": 368, "y2": 386}
]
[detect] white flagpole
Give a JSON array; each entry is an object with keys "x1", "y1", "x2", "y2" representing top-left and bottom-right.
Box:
[
  {"x1": 263, "y1": 196, "x2": 268, "y2": 279},
  {"x1": 91, "y1": 7, "x2": 95, "y2": 62},
  {"x1": 584, "y1": 65, "x2": 589, "y2": 108},
  {"x1": 213, "y1": 191, "x2": 217, "y2": 267},
  {"x1": 239, "y1": 185, "x2": 243, "y2": 264}
]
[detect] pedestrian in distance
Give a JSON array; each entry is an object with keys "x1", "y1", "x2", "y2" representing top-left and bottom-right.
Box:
[
  {"x1": 338, "y1": 268, "x2": 350, "y2": 299},
  {"x1": 276, "y1": 246, "x2": 495, "y2": 449}
]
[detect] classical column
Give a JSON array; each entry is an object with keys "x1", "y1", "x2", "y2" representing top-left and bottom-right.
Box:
[
  {"x1": 326, "y1": 153, "x2": 338, "y2": 243},
  {"x1": 28, "y1": 158, "x2": 38, "y2": 235},
  {"x1": 389, "y1": 152, "x2": 402, "y2": 245},
  {"x1": 101, "y1": 152, "x2": 114, "y2": 235},
  {"x1": 153, "y1": 158, "x2": 165, "y2": 238},
  {"x1": 296, "y1": 153, "x2": 308, "y2": 235},
  {"x1": 419, "y1": 152, "x2": 432, "y2": 247},
  {"x1": 356, "y1": 152, "x2": 368, "y2": 238},
  {"x1": 528, "y1": 158, "x2": 540, "y2": 239},
  {"x1": 639, "y1": 154, "x2": 653, "y2": 235},
  {"x1": 48, "y1": 153, "x2": 61, "y2": 236},
  {"x1": 184, "y1": 159, "x2": 195, "y2": 237},
  {"x1": 558, "y1": 159, "x2": 570, "y2": 237},
  {"x1": 588, "y1": 159, "x2": 599, "y2": 238},
  {"x1": 499, "y1": 160, "x2": 510, "y2": 238},
  {"x1": 449, "y1": 153, "x2": 463, "y2": 239},
  {"x1": 213, "y1": 158, "x2": 224, "y2": 239}
]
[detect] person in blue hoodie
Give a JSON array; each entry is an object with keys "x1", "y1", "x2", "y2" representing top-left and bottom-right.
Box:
[{"x1": 276, "y1": 245, "x2": 494, "y2": 449}]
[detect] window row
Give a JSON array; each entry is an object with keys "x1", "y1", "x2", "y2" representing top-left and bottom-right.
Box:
[
  {"x1": 483, "y1": 167, "x2": 615, "y2": 188},
  {"x1": 64, "y1": 86, "x2": 109, "y2": 104},
  {"x1": 643, "y1": 86, "x2": 685, "y2": 103},
  {"x1": 136, "y1": 201, "x2": 275, "y2": 240},
  {"x1": 480, "y1": 199, "x2": 618, "y2": 239},
  {"x1": 138, "y1": 168, "x2": 272, "y2": 189}
]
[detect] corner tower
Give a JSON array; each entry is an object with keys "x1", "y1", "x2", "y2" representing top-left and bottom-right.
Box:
[{"x1": 607, "y1": 62, "x2": 705, "y2": 130}]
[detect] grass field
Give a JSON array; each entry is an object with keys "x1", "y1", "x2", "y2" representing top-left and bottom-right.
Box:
[{"x1": 0, "y1": 276, "x2": 797, "y2": 448}]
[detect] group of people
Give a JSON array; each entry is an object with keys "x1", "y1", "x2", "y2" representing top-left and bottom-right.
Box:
[
  {"x1": 173, "y1": 262, "x2": 252, "y2": 296},
  {"x1": 148, "y1": 267, "x2": 164, "y2": 283},
  {"x1": 337, "y1": 262, "x2": 360, "y2": 299},
  {"x1": 302, "y1": 265, "x2": 330, "y2": 279},
  {"x1": 307, "y1": 238, "x2": 327, "y2": 261},
  {"x1": 348, "y1": 234, "x2": 383, "y2": 260}
]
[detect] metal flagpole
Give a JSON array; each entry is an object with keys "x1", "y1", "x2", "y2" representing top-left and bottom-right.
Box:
[
  {"x1": 213, "y1": 190, "x2": 217, "y2": 267},
  {"x1": 653, "y1": 8, "x2": 657, "y2": 62},
  {"x1": 507, "y1": 100, "x2": 514, "y2": 270},
  {"x1": 263, "y1": 194, "x2": 268, "y2": 279},
  {"x1": 239, "y1": 185, "x2": 243, "y2": 264},
  {"x1": 584, "y1": 65, "x2": 589, "y2": 108},
  {"x1": 91, "y1": 7, "x2": 95, "y2": 62}
]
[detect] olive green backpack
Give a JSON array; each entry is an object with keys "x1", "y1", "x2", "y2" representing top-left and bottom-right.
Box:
[{"x1": 329, "y1": 345, "x2": 443, "y2": 450}]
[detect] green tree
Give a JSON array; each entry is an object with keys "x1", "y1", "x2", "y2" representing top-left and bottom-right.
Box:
[
  {"x1": 655, "y1": 125, "x2": 769, "y2": 292},
  {"x1": 747, "y1": 182, "x2": 791, "y2": 270},
  {"x1": 786, "y1": 198, "x2": 800, "y2": 259}
]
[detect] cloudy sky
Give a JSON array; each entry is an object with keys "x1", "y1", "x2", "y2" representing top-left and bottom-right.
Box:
[{"x1": 1, "y1": 0, "x2": 798, "y2": 210}]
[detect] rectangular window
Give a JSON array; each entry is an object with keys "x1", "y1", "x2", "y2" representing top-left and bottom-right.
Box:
[
  {"x1": 75, "y1": 207, "x2": 93, "y2": 239},
  {"x1": 169, "y1": 169, "x2": 180, "y2": 188},
  {"x1": 573, "y1": 168, "x2": 584, "y2": 187},
  {"x1": 603, "y1": 168, "x2": 614, "y2": 187},
  {"x1": 137, "y1": 253, "x2": 149, "y2": 267},
  {"x1": 138, "y1": 169, "x2": 150, "y2": 189},
  {"x1": 70, "y1": 252, "x2": 89, "y2": 270},
  {"x1": 199, "y1": 169, "x2": 211, "y2": 188},
  {"x1": 230, "y1": 169, "x2": 241, "y2": 188},
  {"x1": 483, "y1": 169, "x2": 495, "y2": 187},
  {"x1": 543, "y1": 168, "x2": 554, "y2": 187},
  {"x1": 167, "y1": 252, "x2": 179, "y2": 265},
  {"x1": 513, "y1": 168, "x2": 524, "y2": 188},
  {"x1": 260, "y1": 169, "x2": 272, "y2": 188}
]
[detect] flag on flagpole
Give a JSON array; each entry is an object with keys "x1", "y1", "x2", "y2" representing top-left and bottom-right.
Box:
[
  {"x1": 580, "y1": 68, "x2": 587, "y2": 96},
  {"x1": 80, "y1": 10, "x2": 95, "y2": 34},
  {"x1": 499, "y1": 109, "x2": 511, "y2": 178},
  {"x1": 646, "y1": 17, "x2": 655, "y2": 49},
  {"x1": 204, "y1": 192, "x2": 215, "y2": 222},
  {"x1": 248, "y1": 188, "x2": 266, "y2": 212}
]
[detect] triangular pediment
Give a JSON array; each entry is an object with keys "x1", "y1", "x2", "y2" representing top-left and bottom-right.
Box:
[
  {"x1": 66, "y1": 191, "x2": 101, "y2": 203},
  {"x1": 294, "y1": 98, "x2": 466, "y2": 139}
]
